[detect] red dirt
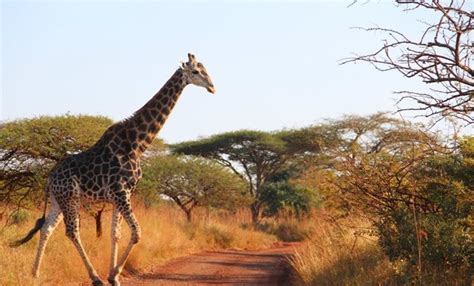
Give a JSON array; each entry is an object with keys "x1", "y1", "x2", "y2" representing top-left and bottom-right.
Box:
[{"x1": 121, "y1": 242, "x2": 301, "y2": 285}]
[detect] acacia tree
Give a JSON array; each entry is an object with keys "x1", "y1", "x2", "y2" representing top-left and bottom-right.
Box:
[
  {"x1": 0, "y1": 115, "x2": 113, "y2": 214},
  {"x1": 171, "y1": 130, "x2": 320, "y2": 223},
  {"x1": 140, "y1": 155, "x2": 248, "y2": 222},
  {"x1": 344, "y1": 0, "x2": 473, "y2": 124}
]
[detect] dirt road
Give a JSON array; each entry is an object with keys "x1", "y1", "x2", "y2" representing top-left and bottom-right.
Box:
[{"x1": 122, "y1": 242, "x2": 300, "y2": 285}]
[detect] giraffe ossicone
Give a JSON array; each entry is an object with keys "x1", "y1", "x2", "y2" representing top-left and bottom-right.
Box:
[{"x1": 11, "y1": 53, "x2": 215, "y2": 286}]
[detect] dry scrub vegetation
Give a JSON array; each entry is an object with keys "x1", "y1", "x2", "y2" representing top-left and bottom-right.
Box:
[{"x1": 290, "y1": 216, "x2": 394, "y2": 286}]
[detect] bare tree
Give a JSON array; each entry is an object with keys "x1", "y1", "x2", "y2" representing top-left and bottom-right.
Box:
[{"x1": 342, "y1": 0, "x2": 473, "y2": 124}]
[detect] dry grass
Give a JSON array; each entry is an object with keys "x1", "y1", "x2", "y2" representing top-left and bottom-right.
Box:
[
  {"x1": 290, "y1": 214, "x2": 395, "y2": 286},
  {"x1": 0, "y1": 203, "x2": 277, "y2": 285}
]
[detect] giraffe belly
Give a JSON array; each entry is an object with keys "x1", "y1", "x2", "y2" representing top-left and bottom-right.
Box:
[{"x1": 79, "y1": 182, "x2": 115, "y2": 202}]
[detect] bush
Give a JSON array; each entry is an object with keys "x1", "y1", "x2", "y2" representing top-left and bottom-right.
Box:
[
  {"x1": 376, "y1": 208, "x2": 473, "y2": 284},
  {"x1": 376, "y1": 163, "x2": 473, "y2": 285}
]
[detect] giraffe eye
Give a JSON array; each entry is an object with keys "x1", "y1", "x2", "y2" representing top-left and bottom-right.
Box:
[{"x1": 192, "y1": 70, "x2": 199, "y2": 75}]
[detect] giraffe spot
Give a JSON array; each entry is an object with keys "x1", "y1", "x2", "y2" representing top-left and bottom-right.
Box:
[
  {"x1": 143, "y1": 109, "x2": 153, "y2": 122},
  {"x1": 127, "y1": 129, "x2": 137, "y2": 141},
  {"x1": 157, "y1": 114, "x2": 164, "y2": 123},
  {"x1": 160, "y1": 96, "x2": 169, "y2": 105},
  {"x1": 86, "y1": 171, "x2": 94, "y2": 178},
  {"x1": 92, "y1": 184, "x2": 100, "y2": 192},
  {"x1": 120, "y1": 142, "x2": 132, "y2": 154},
  {"x1": 113, "y1": 136, "x2": 122, "y2": 145},
  {"x1": 93, "y1": 165, "x2": 101, "y2": 175},
  {"x1": 101, "y1": 164, "x2": 109, "y2": 174},
  {"x1": 147, "y1": 124, "x2": 158, "y2": 134},
  {"x1": 138, "y1": 124, "x2": 148, "y2": 132},
  {"x1": 133, "y1": 116, "x2": 144, "y2": 125},
  {"x1": 79, "y1": 166, "x2": 88, "y2": 175},
  {"x1": 145, "y1": 135, "x2": 153, "y2": 145},
  {"x1": 138, "y1": 132, "x2": 147, "y2": 141},
  {"x1": 117, "y1": 128, "x2": 126, "y2": 139},
  {"x1": 150, "y1": 108, "x2": 159, "y2": 117},
  {"x1": 120, "y1": 169, "x2": 133, "y2": 178},
  {"x1": 108, "y1": 142, "x2": 119, "y2": 152},
  {"x1": 123, "y1": 161, "x2": 132, "y2": 170},
  {"x1": 86, "y1": 180, "x2": 94, "y2": 190},
  {"x1": 102, "y1": 148, "x2": 112, "y2": 158},
  {"x1": 94, "y1": 157, "x2": 103, "y2": 165}
]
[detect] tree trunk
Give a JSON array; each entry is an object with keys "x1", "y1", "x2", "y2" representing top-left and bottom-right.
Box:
[
  {"x1": 250, "y1": 202, "x2": 261, "y2": 225},
  {"x1": 185, "y1": 209, "x2": 192, "y2": 222}
]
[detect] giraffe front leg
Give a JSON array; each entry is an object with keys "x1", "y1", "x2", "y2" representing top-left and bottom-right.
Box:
[
  {"x1": 107, "y1": 208, "x2": 122, "y2": 286},
  {"x1": 63, "y1": 206, "x2": 104, "y2": 285},
  {"x1": 108, "y1": 203, "x2": 141, "y2": 285}
]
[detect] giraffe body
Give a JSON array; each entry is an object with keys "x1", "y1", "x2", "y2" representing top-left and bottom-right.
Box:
[{"x1": 12, "y1": 54, "x2": 215, "y2": 286}]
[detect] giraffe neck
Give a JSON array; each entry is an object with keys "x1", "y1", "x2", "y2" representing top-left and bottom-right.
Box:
[{"x1": 99, "y1": 68, "x2": 188, "y2": 158}]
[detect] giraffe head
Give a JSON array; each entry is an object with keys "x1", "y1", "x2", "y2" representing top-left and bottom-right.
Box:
[{"x1": 181, "y1": 53, "x2": 215, "y2": 94}]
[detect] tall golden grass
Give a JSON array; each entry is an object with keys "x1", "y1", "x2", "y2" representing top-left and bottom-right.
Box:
[
  {"x1": 290, "y1": 214, "x2": 394, "y2": 286},
  {"x1": 0, "y1": 203, "x2": 277, "y2": 285}
]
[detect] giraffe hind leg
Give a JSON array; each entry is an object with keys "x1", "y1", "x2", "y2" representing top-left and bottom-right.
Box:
[{"x1": 32, "y1": 197, "x2": 63, "y2": 277}]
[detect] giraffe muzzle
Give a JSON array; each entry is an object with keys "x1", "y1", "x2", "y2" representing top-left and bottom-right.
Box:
[{"x1": 207, "y1": 86, "x2": 215, "y2": 94}]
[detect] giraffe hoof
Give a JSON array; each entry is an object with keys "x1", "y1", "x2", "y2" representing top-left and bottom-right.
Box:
[
  {"x1": 107, "y1": 277, "x2": 121, "y2": 286},
  {"x1": 92, "y1": 278, "x2": 105, "y2": 286}
]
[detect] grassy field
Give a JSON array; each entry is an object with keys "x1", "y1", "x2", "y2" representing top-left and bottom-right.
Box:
[
  {"x1": 5, "y1": 203, "x2": 465, "y2": 285},
  {"x1": 0, "y1": 203, "x2": 277, "y2": 285}
]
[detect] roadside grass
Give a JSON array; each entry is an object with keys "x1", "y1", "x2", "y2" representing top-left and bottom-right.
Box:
[
  {"x1": 0, "y1": 203, "x2": 277, "y2": 285},
  {"x1": 289, "y1": 213, "x2": 473, "y2": 286},
  {"x1": 289, "y1": 215, "x2": 395, "y2": 286}
]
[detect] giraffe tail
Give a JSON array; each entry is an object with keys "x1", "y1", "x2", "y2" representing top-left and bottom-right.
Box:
[
  {"x1": 9, "y1": 182, "x2": 49, "y2": 248},
  {"x1": 94, "y1": 207, "x2": 104, "y2": 238}
]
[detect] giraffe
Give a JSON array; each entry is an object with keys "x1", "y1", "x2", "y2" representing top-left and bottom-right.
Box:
[{"x1": 11, "y1": 53, "x2": 215, "y2": 286}]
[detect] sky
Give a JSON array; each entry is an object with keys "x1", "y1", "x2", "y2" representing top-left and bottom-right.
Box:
[{"x1": 2, "y1": 0, "x2": 470, "y2": 143}]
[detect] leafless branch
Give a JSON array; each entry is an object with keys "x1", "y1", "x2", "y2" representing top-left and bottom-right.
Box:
[{"x1": 342, "y1": 0, "x2": 473, "y2": 124}]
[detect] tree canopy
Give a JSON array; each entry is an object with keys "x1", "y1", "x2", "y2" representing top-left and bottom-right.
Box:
[
  {"x1": 171, "y1": 129, "x2": 320, "y2": 223},
  {"x1": 0, "y1": 115, "x2": 113, "y2": 212},
  {"x1": 140, "y1": 155, "x2": 248, "y2": 221}
]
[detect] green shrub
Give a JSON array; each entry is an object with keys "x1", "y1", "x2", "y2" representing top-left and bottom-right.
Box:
[{"x1": 376, "y1": 179, "x2": 473, "y2": 284}]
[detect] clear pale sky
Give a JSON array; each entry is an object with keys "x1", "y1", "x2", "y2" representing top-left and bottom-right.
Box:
[{"x1": 2, "y1": 0, "x2": 458, "y2": 143}]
